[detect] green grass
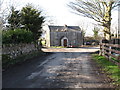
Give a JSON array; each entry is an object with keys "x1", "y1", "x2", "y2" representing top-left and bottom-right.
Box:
[
  {"x1": 92, "y1": 54, "x2": 120, "y2": 86},
  {"x1": 41, "y1": 41, "x2": 46, "y2": 46},
  {"x1": 111, "y1": 57, "x2": 120, "y2": 63}
]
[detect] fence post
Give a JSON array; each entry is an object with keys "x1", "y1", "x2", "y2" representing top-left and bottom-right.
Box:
[
  {"x1": 103, "y1": 43, "x2": 105, "y2": 56},
  {"x1": 109, "y1": 45, "x2": 112, "y2": 60},
  {"x1": 99, "y1": 43, "x2": 102, "y2": 56}
]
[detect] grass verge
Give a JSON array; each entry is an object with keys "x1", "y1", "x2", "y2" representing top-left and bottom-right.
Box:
[{"x1": 92, "y1": 54, "x2": 120, "y2": 87}]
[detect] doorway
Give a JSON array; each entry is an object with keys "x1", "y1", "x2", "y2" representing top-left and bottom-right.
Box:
[
  {"x1": 61, "y1": 37, "x2": 68, "y2": 47},
  {"x1": 63, "y1": 39, "x2": 67, "y2": 47}
]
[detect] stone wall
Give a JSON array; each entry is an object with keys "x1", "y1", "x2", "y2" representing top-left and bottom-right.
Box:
[
  {"x1": 50, "y1": 31, "x2": 83, "y2": 47},
  {"x1": 2, "y1": 43, "x2": 39, "y2": 59}
]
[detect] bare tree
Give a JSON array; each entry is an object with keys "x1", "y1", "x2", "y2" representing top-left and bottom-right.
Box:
[
  {"x1": 118, "y1": 5, "x2": 120, "y2": 38},
  {"x1": 0, "y1": 0, "x2": 4, "y2": 11},
  {"x1": 0, "y1": 0, "x2": 23, "y2": 30},
  {"x1": 93, "y1": 26, "x2": 100, "y2": 40},
  {"x1": 0, "y1": 0, "x2": 6, "y2": 30},
  {"x1": 78, "y1": 21, "x2": 88, "y2": 36},
  {"x1": 68, "y1": 0, "x2": 119, "y2": 40}
]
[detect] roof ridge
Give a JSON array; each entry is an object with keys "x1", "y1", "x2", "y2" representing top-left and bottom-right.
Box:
[{"x1": 48, "y1": 25, "x2": 81, "y2": 31}]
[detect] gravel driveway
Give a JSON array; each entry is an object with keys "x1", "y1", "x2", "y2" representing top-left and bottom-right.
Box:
[{"x1": 3, "y1": 47, "x2": 115, "y2": 88}]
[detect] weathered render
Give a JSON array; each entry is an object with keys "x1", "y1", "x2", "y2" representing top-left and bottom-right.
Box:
[{"x1": 45, "y1": 25, "x2": 83, "y2": 47}]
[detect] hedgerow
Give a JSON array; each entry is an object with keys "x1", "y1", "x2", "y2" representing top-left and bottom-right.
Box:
[{"x1": 2, "y1": 29, "x2": 34, "y2": 44}]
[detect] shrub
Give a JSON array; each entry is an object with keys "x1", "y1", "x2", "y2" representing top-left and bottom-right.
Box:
[
  {"x1": 2, "y1": 54, "x2": 12, "y2": 64},
  {"x1": 2, "y1": 29, "x2": 34, "y2": 44}
]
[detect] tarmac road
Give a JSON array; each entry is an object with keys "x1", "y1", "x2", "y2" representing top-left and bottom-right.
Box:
[{"x1": 2, "y1": 47, "x2": 115, "y2": 88}]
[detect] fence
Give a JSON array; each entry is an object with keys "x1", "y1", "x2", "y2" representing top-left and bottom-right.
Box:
[{"x1": 100, "y1": 43, "x2": 120, "y2": 66}]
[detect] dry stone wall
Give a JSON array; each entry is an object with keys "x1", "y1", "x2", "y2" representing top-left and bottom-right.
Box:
[{"x1": 2, "y1": 43, "x2": 39, "y2": 59}]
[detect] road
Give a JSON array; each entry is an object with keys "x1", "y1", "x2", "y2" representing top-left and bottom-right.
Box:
[
  {"x1": 41, "y1": 47, "x2": 100, "y2": 52},
  {"x1": 3, "y1": 47, "x2": 115, "y2": 88}
]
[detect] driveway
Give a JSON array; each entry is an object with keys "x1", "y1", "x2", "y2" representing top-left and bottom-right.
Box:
[{"x1": 2, "y1": 47, "x2": 115, "y2": 88}]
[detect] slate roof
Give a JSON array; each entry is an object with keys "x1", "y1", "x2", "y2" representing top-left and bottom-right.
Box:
[{"x1": 48, "y1": 25, "x2": 81, "y2": 32}]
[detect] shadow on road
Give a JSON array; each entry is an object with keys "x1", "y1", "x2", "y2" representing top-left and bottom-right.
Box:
[{"x1": 3, "y1": 46, "x2": 116, "y2": 88}]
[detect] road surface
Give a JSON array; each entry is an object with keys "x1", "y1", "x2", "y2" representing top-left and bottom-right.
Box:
[
  {"x1": 3, "y1": 47, "x2": 115, "y2": 88},
  {"x1": 41, "y1": 47, "x2": 100, "y2": 52}
]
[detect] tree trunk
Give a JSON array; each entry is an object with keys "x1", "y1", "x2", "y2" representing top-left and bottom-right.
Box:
[
  {"x1": 103, "y1": 26, "x2": 111, "y2": 40},
  {"x1": 103, "y1": 1, "x2": 113, "y2": 40}
]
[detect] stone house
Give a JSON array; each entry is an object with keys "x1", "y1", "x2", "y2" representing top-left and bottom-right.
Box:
[{"x1": 45, "y1": 25, "x2": 83, "y2": 47}]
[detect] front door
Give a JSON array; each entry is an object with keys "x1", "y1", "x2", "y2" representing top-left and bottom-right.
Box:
[{"x1": 63, "y1": 39, "x2": 67, "y2": 47}]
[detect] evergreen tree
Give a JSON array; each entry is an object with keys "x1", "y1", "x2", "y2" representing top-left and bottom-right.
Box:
[
  {"x1": 21, "y1": 5, "x2": 44, "y2": 41},
  {"x1": 8, "y1": 6, "x2": 21, "y2": 29}
]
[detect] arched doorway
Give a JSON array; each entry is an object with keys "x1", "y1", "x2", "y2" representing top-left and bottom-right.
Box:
[
  {"x1": 63, "y1": 39, "x2": 67, "y2": 47},
  {"x1": 61, "y1": 37, "x2": 68, "y2": 47}
]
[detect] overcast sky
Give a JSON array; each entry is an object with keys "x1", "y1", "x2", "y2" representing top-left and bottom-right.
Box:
[{"x1": 1, "y1": 0, "x2": 118, "y2": 36}]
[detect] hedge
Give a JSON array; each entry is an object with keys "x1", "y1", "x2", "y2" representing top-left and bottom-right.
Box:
[{"x1": 2, "y1": 29, "x2": 34, "y2": 44}]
